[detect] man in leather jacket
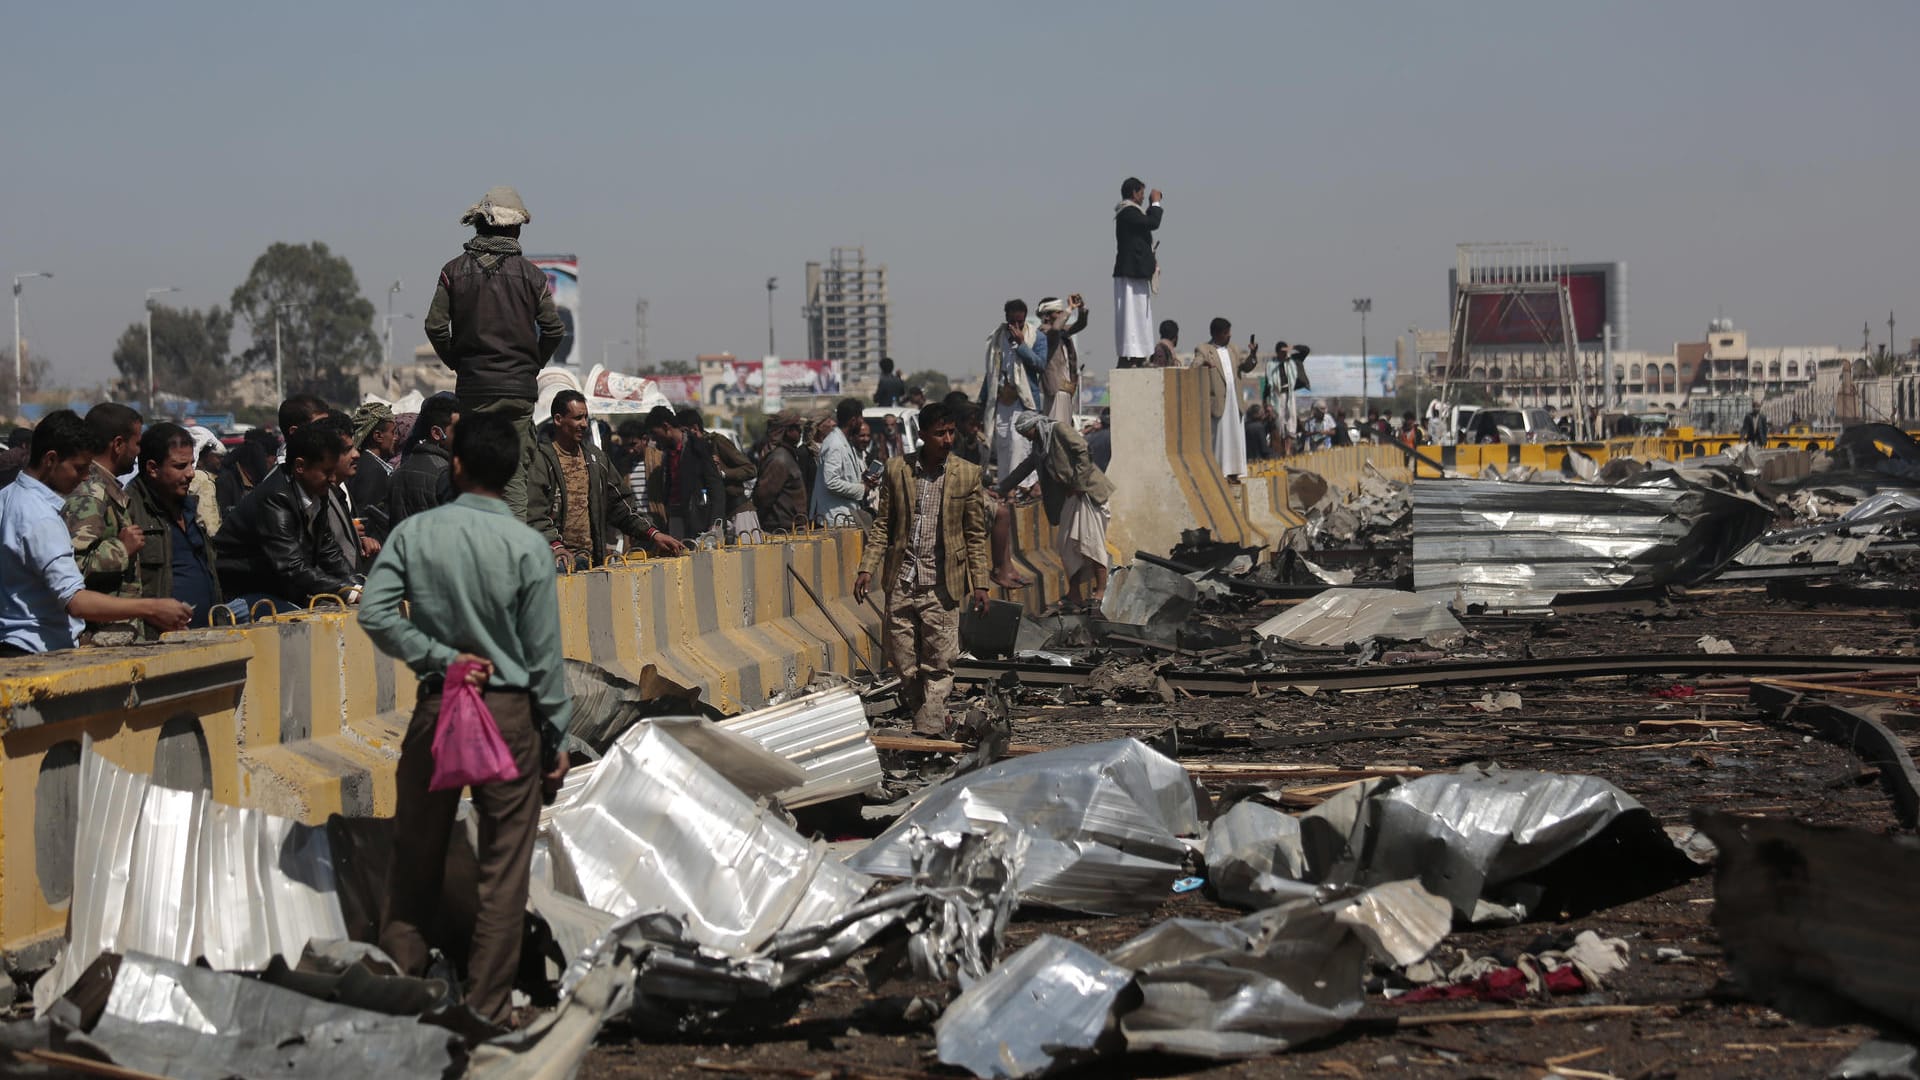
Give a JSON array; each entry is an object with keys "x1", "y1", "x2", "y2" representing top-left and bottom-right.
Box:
[{"x1": 213, "y1": 423, "x2": 361, "y2": 610}]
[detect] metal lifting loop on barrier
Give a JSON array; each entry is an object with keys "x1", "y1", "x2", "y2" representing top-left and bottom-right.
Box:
[
  {"x1": 209, "y1": 602, "x2": 240, "y2": 628},
  {"x1": 307, "y1": 593, "x2": 349, "y2": 611},
  {"x1": 249, "y1": 599, "x2": 280, "y2": 622}
]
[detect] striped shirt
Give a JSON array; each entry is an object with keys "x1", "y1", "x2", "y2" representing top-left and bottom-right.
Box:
[{"x1": 897, "y1": 458, "x2": 946, "y2": 589}]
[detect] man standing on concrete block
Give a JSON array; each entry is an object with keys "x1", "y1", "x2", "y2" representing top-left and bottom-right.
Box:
[
  {"x1": 856, "y1": 402, "x2": 991, "y2": 738},
  {"x1": 1112, "y1": 178, "x2": 1163, "y2": 368},
  {"x1": 358, "y1": 410, "x2": 572, "y2": 1027},
  {"x1": 1191, "y1": 317, "x2": 1260, "y2": 481},
  {"x1": 424, "y1": 185, "x2": 568, "y2": 519}
]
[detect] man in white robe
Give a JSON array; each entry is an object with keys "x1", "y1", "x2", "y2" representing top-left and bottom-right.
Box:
[
  {"x1": 1189, "y1": 317, "x2": 1259, "y2": 480},
  {"x1": 1112, "y1": 178, "x2": 1163, "y2": 367}
]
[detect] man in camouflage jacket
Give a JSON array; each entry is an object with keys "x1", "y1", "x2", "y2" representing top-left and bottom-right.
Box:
[{"x1": 64, "y1": 403, "x2": 145, "y2": 643}]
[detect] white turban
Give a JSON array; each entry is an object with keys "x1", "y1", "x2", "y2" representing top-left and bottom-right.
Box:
[
  {"x1": 187, "y1": 426, "x2": 222, "y2": 461},
  {"x1": 1036, "y1": 297, "x2": 1070, "y2": 317}
]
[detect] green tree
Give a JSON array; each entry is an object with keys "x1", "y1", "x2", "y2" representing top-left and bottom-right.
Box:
[
  {"x1": 640, "y1": 359, "x2": 695, "y2": 376},
  {"x1": 230, "y1": 241, "x2": 379, "y2": 403},
  {"x1": 110, "y1": 303, "x2": 234, "y2": 406},
  {"x1": 905, "y1": 369, "x2": 951, "y2": 400},
  {"x1": 0, "y1": 345, "x2": 54, "y2": 418}
]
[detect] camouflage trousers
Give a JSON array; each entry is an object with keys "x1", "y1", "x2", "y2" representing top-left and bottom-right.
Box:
[
  {"x1": 463, "y1": 397, "x2": 535, "y2": 520},
  {"x1": 883, "y1": 584, "x2": 960, "y2": 736}
]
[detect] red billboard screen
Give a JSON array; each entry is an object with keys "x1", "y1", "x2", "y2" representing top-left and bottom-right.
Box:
[{"x1": 1463, "y1": 270, "x2": 1608, "y2": 345}]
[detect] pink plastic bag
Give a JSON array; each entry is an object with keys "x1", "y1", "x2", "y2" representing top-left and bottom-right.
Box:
[{"x1": 429, "y1": 660, "x2": 520, "y2": 791}]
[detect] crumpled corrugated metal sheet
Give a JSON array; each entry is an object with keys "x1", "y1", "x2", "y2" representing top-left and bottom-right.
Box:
[
  {"x1": 1254, "y1": 588, "x2": 1464, "y2": 649},
  {"x1": 934, "y1": 935, "x2": 1133, "y2": 1079},
  {"x1": 1204, "y1": 767, "x2": 1688, "y2": 923},
  {"x1": 716, "y1": 687, "x2": 884, "y2": 808},
  {"x1": 934, "y1": 879, "x2": 1451, "y2": 1077},
  {"x1": 545, "y1": 720, "x2": 871, "y2": 958},
  {"x1": 22, "y1": 951, "x2": 460, "y2": 1080},
  {"x1": 1112, "y1": 880, "x2": 1451, "y2": 1060},
  {"x1": 846, "y1": 738, "x2": 1203, "y2": 914},
  {"x1": 1412, "y1": 476, "x2": 1773, "y2": 610},
  {"x1": 35, "y1": 748, "x2": 348, "y2": 1012}
]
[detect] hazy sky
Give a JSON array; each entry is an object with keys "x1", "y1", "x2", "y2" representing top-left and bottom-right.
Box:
[{"x1": 8, "y1": 1, "x2": 1915, "y2": 389}]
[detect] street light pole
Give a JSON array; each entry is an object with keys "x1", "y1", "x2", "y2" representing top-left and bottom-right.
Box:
[
  {"x1": 11, "y1": 271, "x2": 51, "y2": 422},
  {"x1": 145, "y1": 286, "x2": 180, "y2": 417},
  {"x1": 765, "y1": 277, "x2": 778, "y2": 357},
  {"x1": 1353, "y1": 298, "x2": 1372, "y2": 417},
  {"x1": 380, "y1": 313, "x2": 416, "y2": 397},
  {"x1": 385, "y1": 280, "x2": 402, "y2": 395}
]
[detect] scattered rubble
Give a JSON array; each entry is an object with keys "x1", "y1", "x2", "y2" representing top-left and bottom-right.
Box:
[{"x1": 16, "y1": 425, "x2": 1920, "y2": 1079}]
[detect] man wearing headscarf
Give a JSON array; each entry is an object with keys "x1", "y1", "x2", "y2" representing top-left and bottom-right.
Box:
[
  {"x1": 1036, "y1": 295, "x2": 1089, "y2": 425},
  {"x1": 424, "y1": 186, "x2": 568, "y2": 519},
  {"x1": 186, "y1": 426, "x2": 226, "y2": 539},
  {"x1": 347, "y1": 402, "x2": 397, "y2": 540},
  {"x1": 978, "y1": 300, "x2": 1042, "y2": 493},
  {"x1": 999, "y1": 412, "x2": 1114, "y2": 607}
]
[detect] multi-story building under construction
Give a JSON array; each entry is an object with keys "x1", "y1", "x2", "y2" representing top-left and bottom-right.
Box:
[{"x1": 804, "y1": 247, "x2": 889, "y2": 388}]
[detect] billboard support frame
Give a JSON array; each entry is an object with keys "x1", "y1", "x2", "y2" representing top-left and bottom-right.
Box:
[{"x1": 1442, "y1": 243, "x2": 1594, "y2": 440}]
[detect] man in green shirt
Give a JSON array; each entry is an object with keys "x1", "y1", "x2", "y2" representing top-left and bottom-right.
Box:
[{"x1": 358, "y1": 411, "x2": 571, "y2": 1026}]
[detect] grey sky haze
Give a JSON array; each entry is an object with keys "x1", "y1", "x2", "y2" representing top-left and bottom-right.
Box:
[{"x1": 8, "y1": 1, "x2": 1916, "y2": 390}]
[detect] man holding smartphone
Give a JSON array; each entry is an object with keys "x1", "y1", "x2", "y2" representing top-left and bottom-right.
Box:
[
  {"x1": 1112, "y1": 178, "x2": 1163, "y2": 367},
  {"x1": 1190, "y1": 317, "x2": 1260, "y2": 481}
]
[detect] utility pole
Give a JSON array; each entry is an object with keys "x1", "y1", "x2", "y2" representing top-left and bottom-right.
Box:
[
  {"x1": 144, "y1": 286, "x2": 181, "y2": 417},
  {"x1": 1353, "y1": 298, "x2": 1372, "y2": 416},
  {"x1": 765, "y1": 277, "x2": 778, "y2": 357},
  {"x1": 11, "y1": 271, "x2": 52, "y2": 422},
  {"x1": 385, "y1": 280, "x2": 403, "y2": 395},
  {"x1": 635, "y1": 297, "x2": 649, "y2": 369}
]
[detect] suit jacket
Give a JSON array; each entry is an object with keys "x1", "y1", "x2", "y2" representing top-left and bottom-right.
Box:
[
  {"x1": 213, "y1": 469, "x2": 358, "y2": 605},
  {"x1": 997, "y1": 422, "x2": 1113, "y2": 526},
  {"x1": 712, "y1": 431, "x2": 756, "y2": 504},
  {"x1": 1192, "y1": 342, "x2": 1259, "y2": 421},
  {"x1": 859, "y1": 455, "x2": 992, "y2": 605},
  {"x1": 752, "y1": 443, "x2": 808, "y2": 532},
  {"x1": 1113, "y1": 202, "x2": 1163, "y2": 280}
]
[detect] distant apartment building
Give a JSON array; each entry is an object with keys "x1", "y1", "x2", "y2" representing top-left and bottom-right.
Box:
[{"x1": 804, "y1": 246, "x2": 889, "y2": 393}]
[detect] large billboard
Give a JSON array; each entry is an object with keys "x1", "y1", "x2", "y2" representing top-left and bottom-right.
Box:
[
  {"x1": 1448, "y1": 263, "x2": 1623, "y2": 347},
  {"x1": 528, "y1": 254, "x2": 579, "y2": 366},
  {"x1": 649, "y1": 375, "x2": 704, "y2": 404},
  {"x1": 1283, "y1": 355, "x2": 1397, "y2": 401},
  {"x1": 702, "y1": 358, "x2": 764, "y2": 408}
]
